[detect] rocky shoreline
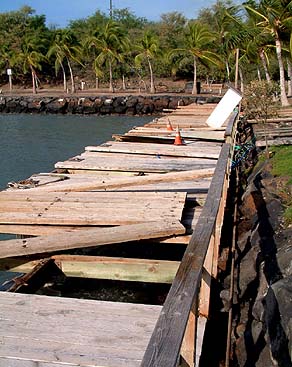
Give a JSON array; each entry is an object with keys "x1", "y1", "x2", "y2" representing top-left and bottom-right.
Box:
[{"x1": 0, "y1": 94, "x2": 221, "y2": 115}]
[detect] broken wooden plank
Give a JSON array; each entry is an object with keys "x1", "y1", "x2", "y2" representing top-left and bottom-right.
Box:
[
  {"x1": 23, "y1": 169, "x2": 214, "y2": 192},
  {"x1": 0, "y1": 220, "x2": 185, "y2": 259}
]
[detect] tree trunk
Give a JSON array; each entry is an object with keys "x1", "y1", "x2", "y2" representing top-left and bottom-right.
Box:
[
  {"x1": 239, "y1": 67, "x2": 244, "y2": 93},
  {"x1": 109, "y1": 60, "x2": 114, "y2": 93},
  {"x1": 257, "y1": 67, "x2": 262, "y2": 81},
  {"x1": 122, "y1": 75, "x2": 126, "y2": 90},
  {"x1": 67, "y1": 58, "x2": 75, "y2": 93},
  {"x1": 96, "y1": 77, "x2": 99, "y2": 90},
  {"x1": 147, "y1": 57, "x2": 155, "y2": 94},
  {"x1": 192, "y1": 56, "x2": 197, "y2": 95},
  {"x1": 225, "y1": 60, "x2": 230, "y2": 83},
  {"x1": 287, "y1": 58, "x2": 292, "y2": 97},
  {"x1": 30, "y1": 65, "x2": 37, "y2": 94},
  {"x1": 60, "y1": 62, "x2": 67, "y2": 92},
  {"x1": 275, "y1": 35, "x2": 289, "y2": 106},
  {"x1": 259, "y1": 49, "x2": 271, "y2": 82}
]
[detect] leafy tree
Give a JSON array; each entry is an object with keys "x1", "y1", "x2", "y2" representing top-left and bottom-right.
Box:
[
  {"x1": 87, "y1": 20, "x2": 129, "y2": 92},
  {"x1": 15, "y1": 34, "x2": 46, "y2": 93},
  {"x1": 170, "y1": 22, "x2": 220, "y2": 94},
  {"x1": 48, "y1": 30, "x2": 82, "y2": 93},
  {"x1": 244, "y1": 0, "x2": 292, "y2": 106},
  {"x1": 135, "y1": 31, "x2": 161, "y2": 93}
]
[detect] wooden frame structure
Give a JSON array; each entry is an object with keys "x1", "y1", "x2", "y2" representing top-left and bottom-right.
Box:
[{"x1": 141, "y1": 112, "x2": 238, "y2": 367}]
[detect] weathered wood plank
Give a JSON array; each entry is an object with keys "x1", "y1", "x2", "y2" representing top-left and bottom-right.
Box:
[
  {"x1": 85, "y1": 141, "x2": 220, "y2": 159},
  {"x1": 0, "y1": 220, "x2": 185, "y2": 259},
  {"x1": 0, "y1": 190, "x2": 186, "y2": 202},
  {"x1": 54, "y1": 255, "x2": 180, "y2": 283},
  {"x1": 0, "y1": 255, "x2": 180, "y2": 284},
  {"x1": 24, "y1": 169, "x2": 214, "y2": 193},
  {"x1": 55, "y1": 153, "x2": 217, "y2": 173},
  {"x1": 124, "y1": 130, "x2": 225, "y2": 141},
  {"x1": 0, "y1": 292, "x2": 161, "y2": 367}
]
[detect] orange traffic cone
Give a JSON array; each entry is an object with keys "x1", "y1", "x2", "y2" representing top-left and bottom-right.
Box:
[
  {"x1": 166, "y1": 118, "x2": 174, "y2": 131},
  {"x1": 174, "y1": 126, "x2": 184, "y2": 145}
]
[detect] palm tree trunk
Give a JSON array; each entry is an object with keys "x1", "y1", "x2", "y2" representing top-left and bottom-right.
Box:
[
  {"x1": 225, "y1": 60, "x2": 230, "y2": 83},
  {"x1": 147, "y1": 57, "x2": 155, "y2": 94},
  {"x1": 60, "y1": 62, "x2": 67, "y2": 92},
  {"x1": 275, "y1": 35, "x2": 289, "y2": 106},
  {"x1": 287, "y1": 58, "x2": 292, "y2": 97},
  {"x1": 239, "y1": 67, "x2": 244, "y2": 93},
  {"x1": 259, "y1": 49, "x2": 271, "y2": 82},
  {"x1": 192, "y1": 56, "x2": 197, "y2": 95},
  {"x1": 30, "y1": 65, "x2": 37, "y2": 94},
  {"x1": 122, "y1": 75, "x2": 126, "y2": 90},
  {"x1": 257, "y1": 67, "x2": 262, "y2": 81},
  {"x1": 109, "y1": 60, "x2": 114, "y2": 93},
  {"x1": 67, "y1": 58, "x2": 75, "y2": 93}
]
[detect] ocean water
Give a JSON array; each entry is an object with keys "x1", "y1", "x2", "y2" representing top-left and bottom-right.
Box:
[{"x1": 0, "y1": 113, "x2": 153, "y2": 190}]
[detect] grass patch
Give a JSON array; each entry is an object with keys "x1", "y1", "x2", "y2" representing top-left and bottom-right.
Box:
[
  {"x1": 269, "y1": 145, "x2": 292, "y2": 225},
  {"x1": 284, "y1": 207, "x2": 292, "y2": 225},
  {"x1": 270, "y1": 146, "x2": 292, "y2": 182}
]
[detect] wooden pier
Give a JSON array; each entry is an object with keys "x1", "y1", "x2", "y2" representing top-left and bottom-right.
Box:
[{"x1": 0, "y1": 100, "x2": 239, "y2": 366}]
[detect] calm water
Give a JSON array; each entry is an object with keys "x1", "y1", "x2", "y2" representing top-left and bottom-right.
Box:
[{"x1": 0, "y1": 114, "x2": 153, "y2": 190}]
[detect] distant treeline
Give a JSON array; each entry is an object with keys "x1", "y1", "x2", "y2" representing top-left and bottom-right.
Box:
[{"x1": 0, "y1": 0, "x2": 291, "y2": 105}]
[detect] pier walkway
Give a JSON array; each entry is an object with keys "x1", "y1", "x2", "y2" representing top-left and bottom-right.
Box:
[{"x1": 0, "y1": 100, "x2": 239, "y2": 366}]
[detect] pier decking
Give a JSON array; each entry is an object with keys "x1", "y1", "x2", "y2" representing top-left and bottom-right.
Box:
[{"x1": 0, "y1": 100, "x2": 239, "y2": 366}]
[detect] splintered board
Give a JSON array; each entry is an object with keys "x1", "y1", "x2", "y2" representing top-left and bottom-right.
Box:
[
  {"x1": 0, "y1": 191, "x2": 186, "y2": 226},
  {"x1": 0, "y1": 292, "x2": 161, "y2": 367},
  {"x1": 55, "y1": 152, "x2": 217, "y2": 173}
]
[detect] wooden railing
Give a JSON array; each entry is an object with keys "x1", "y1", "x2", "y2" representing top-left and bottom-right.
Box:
[{"x1": 141, "y1": 112, "x2": 239, "y2": 367}]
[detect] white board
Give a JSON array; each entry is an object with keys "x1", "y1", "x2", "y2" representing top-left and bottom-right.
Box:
[{"x1": 206, "y1": 87, "x2": 242, "y2": 128}]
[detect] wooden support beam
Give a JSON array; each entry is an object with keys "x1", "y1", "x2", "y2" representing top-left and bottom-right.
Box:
[
  {"x1": 53, "y1": 255, "x2": 180, "y2": 283},
  {"x1": 0, "y1": 256, "x2": 180, "y2": 284}
]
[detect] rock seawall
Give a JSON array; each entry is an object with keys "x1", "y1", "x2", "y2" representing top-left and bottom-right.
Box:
[
  {"x1": 230, "y1": 162, "x2": 292, "y2": 366},
  {"x1": 0, "y1": 95, "x2": 220, "y2": 115}
]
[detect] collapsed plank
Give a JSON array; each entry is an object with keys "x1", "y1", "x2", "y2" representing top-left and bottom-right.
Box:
[
  {"x1": 0, "y1": 220, "x2": 185, "y2": 259},
  {"x1": 26, "y1": 168, "x2": 214, "y2": 192}
]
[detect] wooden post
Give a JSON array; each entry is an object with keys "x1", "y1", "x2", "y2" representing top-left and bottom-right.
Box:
[{"x1": 181, "y1": 299, "x2": 198, "y2": 367}]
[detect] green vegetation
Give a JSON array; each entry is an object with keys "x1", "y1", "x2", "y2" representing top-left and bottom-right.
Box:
[
  {"x1": 270, "y1": 146, "x2": 292, "y2": 180},
  {"x1": 270, "y1": 145, "x2": 292, "y2": 225},
  {"x1": 0, "y1": 1, "x2": 291, "y2": 102}
]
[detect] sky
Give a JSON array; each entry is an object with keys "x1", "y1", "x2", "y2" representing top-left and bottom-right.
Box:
[{"x1": 0, "y1": 0, "x2": 234, "y2": 27}]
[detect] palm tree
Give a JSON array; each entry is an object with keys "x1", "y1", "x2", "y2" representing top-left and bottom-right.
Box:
[
  {"x1": 87, "y1": 20, "x2": 128, "y2": 93},
  {"x1": 244, "y1": 0, "x2": 292, "y2": 106},
  {"x1": 48, "y1": 30, "x2": 82, "y2": 93},
  {"x1": 135, "y1": 31, "x2": 160, "y2": 94},
  {"x1": 170, "y1": 22, "x2": 220, "y2": 95},
  {"x1": 16, "y1": 35, "x2": 46, "y2": 94}
]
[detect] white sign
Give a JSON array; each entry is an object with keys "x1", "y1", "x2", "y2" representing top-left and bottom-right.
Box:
[
  {"x1": 206, "y1": 87, "x2": 242, "y2": 128},
  {"x1": 7, "y1": 69, "x2": 12, "y2": 76}
]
